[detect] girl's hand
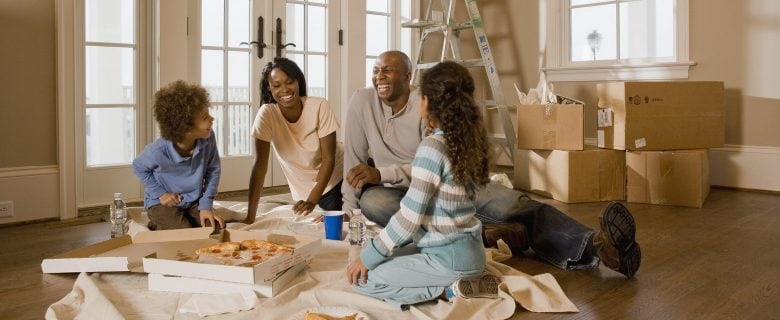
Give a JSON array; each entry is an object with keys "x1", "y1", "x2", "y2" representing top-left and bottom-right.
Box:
[
  {"x1": 199, "y1": 210, "x2": 225, "y2": 229},
  {"x1": 293, "y1": 200, "x2": 316, "y2": 215},
  {"x1": 346, "y1": 257, "x2": 369, "y2": 285},
  {"x1": 160, "y1": 193, "x2": 181, "y2": 207}
]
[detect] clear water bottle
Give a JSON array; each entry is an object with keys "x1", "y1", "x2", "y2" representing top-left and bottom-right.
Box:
[
  {"x1": 348, "y1": 209, "x2": 367, "y2": 247},
  {"x1": 110, "y1": 192, "x2": 127, "y2": 238}
]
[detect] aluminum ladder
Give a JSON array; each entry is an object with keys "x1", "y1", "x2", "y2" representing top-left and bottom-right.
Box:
[{"x1": 403, "y1": 0, "x2": 515, "y2": 162}]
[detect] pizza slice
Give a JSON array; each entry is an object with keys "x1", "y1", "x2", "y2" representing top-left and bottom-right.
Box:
[
  {"x1": 195, "y1": 241, "x2": 241, "y2": 255},
  {"x1": 304, "y1": 312, "x2": 358, "y2": 320}
]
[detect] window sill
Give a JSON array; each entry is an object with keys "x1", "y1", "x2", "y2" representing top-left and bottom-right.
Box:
[{"x1": 542, "y1": 61, "x2": 696, "y2": 82}]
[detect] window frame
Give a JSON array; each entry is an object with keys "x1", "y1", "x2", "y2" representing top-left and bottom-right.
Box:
[{"x1": 543, "y1": 0, "x2": 693, "y2": 81}]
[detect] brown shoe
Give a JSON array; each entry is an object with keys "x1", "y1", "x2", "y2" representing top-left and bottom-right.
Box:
[
  {"x1": 595, "y1": 202, "x2": 641, "y2": 278},
  {"x1": 483, "y1": 223, "x2": 529, "y2": 254}
]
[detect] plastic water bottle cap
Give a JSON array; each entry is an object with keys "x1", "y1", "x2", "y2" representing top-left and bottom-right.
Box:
[
  {"x1": 114, "y1": 192, "x2": 123, "y2": 198},
  {"x1": 352, "y1": 209, "x2": 362, "y2": 216}
]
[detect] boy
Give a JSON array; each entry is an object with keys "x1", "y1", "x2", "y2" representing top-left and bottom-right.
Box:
[{"x1": 132, "y1": 80, "x2": 224, "y2": 230}]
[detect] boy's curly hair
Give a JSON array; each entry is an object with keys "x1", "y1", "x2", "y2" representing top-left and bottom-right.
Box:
[
  {"x1": 420, "y1": 61, "x2": 490, "y2": 195},
  {"x1": 153, "y1": 80, "x2": 210, "y2": 143}
]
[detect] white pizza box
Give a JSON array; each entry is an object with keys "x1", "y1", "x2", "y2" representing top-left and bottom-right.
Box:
[
  {"x1": 142, "y1": 229, "x2": 321, "y2": 285},
  {"x1": 148, "y1": 261, "x2": 307, "y2": 298},
  {"x1": 41, "y1": 227, "x2": 214, "y2": 274}
]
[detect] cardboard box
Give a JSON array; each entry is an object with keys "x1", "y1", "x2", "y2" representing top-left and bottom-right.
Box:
[
  {"x1": 148, "y1": 262, "x2": 306, "y2": 298},
  {"x1": 626, "y1": 149, "x2": 710, "y2": 208},
  {"x1": 516, "y1": 103, "x2": 584, "y2": 150},
  {"x1": 514, "y1": 147, "x2": 626, "y2": 203},
  {"x1": 142, "y1": 229, "x2": 320, "y2": 285},
  {"x1": 596, "y1": 81, "x2": 725, "y2": 150},
  {"x1": 41, "y1": 227, "x2": 213, "y2": 274}
]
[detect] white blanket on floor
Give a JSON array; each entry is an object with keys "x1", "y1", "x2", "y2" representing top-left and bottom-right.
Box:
[{"x1": 46, "y1": 201, "x2": 578, "y2": 320}]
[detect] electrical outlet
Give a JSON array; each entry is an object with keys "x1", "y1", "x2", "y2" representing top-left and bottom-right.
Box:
[
  {"x1": 431, "y1": 10, "x2": 443, "y2": 22},
  {"x1": 0, "y1": 201, "x2": 13, "y2": 218}
]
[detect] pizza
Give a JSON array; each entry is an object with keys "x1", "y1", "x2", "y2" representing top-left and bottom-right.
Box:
[
  {"x1": 304, "y1": 311, "x2": 358, "y2": 320},
  {"x1": 195, "y1": 239, "x2": 294, "y2": 266}
]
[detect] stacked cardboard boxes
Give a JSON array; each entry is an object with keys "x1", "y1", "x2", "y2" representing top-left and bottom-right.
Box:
[
  {"x1": 597, "y1": 81, "x2": 724, "y2": 208},
  {"x1": 514, "y1": 99, "x2": 627, "y2": 203}
]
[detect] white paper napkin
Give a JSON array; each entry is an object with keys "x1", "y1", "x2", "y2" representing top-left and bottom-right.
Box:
[{"x1": 178, "y1": 290, "x2": 258, "y2": 317}]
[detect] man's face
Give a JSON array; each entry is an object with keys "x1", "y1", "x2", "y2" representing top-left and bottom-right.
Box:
[{"x1": 372, "y1": 53, "x2": 411, "y2": 104}]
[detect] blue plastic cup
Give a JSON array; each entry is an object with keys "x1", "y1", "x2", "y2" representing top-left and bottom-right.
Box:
[{"x1": 323, "y1": 211, "x2": 344, "y2": 240}]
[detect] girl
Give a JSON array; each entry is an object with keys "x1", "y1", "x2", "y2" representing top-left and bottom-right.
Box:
[
  {"x1": 245, "y1": 58, "x2": 343, "y2": 224},
  {"x1": 346, "y1": 61, "x2": 500, "y2": 307}
]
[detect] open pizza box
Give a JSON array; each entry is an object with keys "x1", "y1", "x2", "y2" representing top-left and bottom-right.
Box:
[
  {"x1": 148, "y1": 261, "x2": 306, "y2": 298},
  {"x1": 41, "y1": 227, "x2": 214, "y2": 274},
  {"x1": 142, "y1": 229, "x2": 320, "y2": 285}
]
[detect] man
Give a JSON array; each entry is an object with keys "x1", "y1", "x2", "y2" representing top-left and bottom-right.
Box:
[{"x1": 341, "y1": 50, "x2": 641, "y2": 278}]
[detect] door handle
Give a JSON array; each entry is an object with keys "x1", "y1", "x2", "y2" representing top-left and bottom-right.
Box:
[
  {"x1": 275, "y1": 18, "x2": 297, "y2": 58},
  {"x1": 240, "y1": 16, "x2": 267, "y2": 59}
]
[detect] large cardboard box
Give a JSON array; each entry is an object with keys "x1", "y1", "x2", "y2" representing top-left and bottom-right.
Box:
[
  {"x1": 596, "y1": 81, "x2": 725, "y2": 150},
  {"x1": 626, "y1": 149, "x2": 710, "y2": 208},
  {"x1": 41, "y1": 227, "x2": 212, "y2": 274},
  {"x1": 148, "y1": 262, "x2": 306, "y2": 298},
  {"x1": 516, "y1": 103, "x2": 584, "y2": 150},
  {"x1": 142, "y1": 229, "x2": 319, "y2": 285},
  {"x1": 514, "y1": 147, "x2": 625, "y2": 203}
]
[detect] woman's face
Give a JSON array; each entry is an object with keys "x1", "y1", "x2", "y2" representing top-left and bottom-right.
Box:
[{"x1": 268, "y1": 68, "x2": 301, "y2": 108}]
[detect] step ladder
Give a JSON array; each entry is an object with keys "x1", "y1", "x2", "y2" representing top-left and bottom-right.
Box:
[{"x1": 403, "y1": 0, "x2": 515, "y2": 162}]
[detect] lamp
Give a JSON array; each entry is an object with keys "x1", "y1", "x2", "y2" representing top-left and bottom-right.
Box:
[{"x1": 586, "y1": 29, "x2": 603, "y2": 61}]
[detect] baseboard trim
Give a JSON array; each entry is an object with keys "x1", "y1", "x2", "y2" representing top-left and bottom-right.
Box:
[
  {"x1": 0, "y1": 165, "x2": 58, "y2": 178},
  {"x1": 710, "y1": 144, "x2": 780, "y2": 191}
]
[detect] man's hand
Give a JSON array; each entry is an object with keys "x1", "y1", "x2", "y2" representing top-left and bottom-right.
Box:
[
  {"x1": 346, "y1": 163, "x2": 381, "y2": 189},
  {"x1": 159, "y1": 193, "x2": 181, "y2": 207},
  {"x1": 346, "y1": 257, "x2": 369, "y2": 285},
  {"x1": 199, "y1": 210, "x2": 225, "y2": 229},
  {"x1": 292, "y1": 200, "x2": 316, "y2": 215}
]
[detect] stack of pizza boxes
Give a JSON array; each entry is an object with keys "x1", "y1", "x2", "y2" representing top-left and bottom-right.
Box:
[
  {"x1": 595, "y1": 81, "x2": 725, "y2": 208},
  {"x1": 513, "y1": 94, "x2": 627, "y2": 204},
  {"x1": 41, "y1": 227, "x2": 321, "y2": 298},
  {"x1": 513, "y1": 81, "x2": 724, "y2": 208}
]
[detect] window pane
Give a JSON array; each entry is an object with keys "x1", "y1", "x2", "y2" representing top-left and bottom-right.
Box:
[
  {"x1": 85, "y1": 0, "x2": 134, "y2": 44},
  {"x1": 365, "y1": 58, "x2": 375, "y2": 87},
  {"x1": 401, "y1": 27, "x2": 411, "y2": 57},
  {"x1": 366, "y1": 0, "x2": 388, "y2": 13},
  {"x1": 228, "y1": 0, "x2": 249, "y2": 47},
  {"x1": 202, "y1": 50, "x2": 224, "y2": 101},
  {"x1": 286, "y1": 3, "x2": 305, "y2": 51},
  {"x1": 571, "y1": 4, "x2": 616, "y2": 61},
  {"x1": 620, "y1": 0, "x2": 674, "y2": 59},
  {"x1": 571, "y1": 0, "x2": 611, "y2": 6},
  {"x1": 209, "y1": 105, "x2": 225, "y2": 153},
  {"x1": 366, "y1": 14, "x2": 389, "y2": 56},
  {"x1": 85, "y1": 107, "x2": 135, "y2": 166},
  {"x1": 202, "y1": 0, "x2": 224, "y2": 46},
  {"x1": 401, "y1": 0, "x2": 411, "y2": 17},
  {"x1": 228, "y1": 105, "x2": 251, "y2": 155},
  {"x1": 228, "y1": 51, "x2": 249, "y2": 101},
  {"x1": 309, "y1": 0, "x2": 326, "y2": 4},
  {"x1": 287, "y1": 54, "x2": 305, "y2": 74},
  {"x1": 307, "y1": 55, "x2": 326, "y2": 98},
  {"x1": 307, "y1": 6, "x2": 326, "y2": 52},
  {"x1": 86, "y1": 46, "x2": 135, "y2": 104}
]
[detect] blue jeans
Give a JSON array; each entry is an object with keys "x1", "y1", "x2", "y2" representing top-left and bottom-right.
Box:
[
  {"x1": 317, "y1": 180, "x2": 343, "y2": 211},
  {"x1": 359, "y1": 182, "x2": 598, "y2": 270},
  {"x1": 353, "y1": 232, "x2": 485, "y2": 308}
]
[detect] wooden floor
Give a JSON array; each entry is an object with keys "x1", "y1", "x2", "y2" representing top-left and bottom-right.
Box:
[{"x1": 1, "y1": 188, "x2": 778, "y2": 319}]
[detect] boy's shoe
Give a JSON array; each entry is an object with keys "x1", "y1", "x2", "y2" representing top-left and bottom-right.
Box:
[
  {"x1": 595, "y1": 202, "x2": 641, "y2": 278},
  {"x1": 483, "y1": 223, "x2": 529, "y2": 254},
  {"x1": 447, "y1": 273, "x2": 501, "y2": 299}
]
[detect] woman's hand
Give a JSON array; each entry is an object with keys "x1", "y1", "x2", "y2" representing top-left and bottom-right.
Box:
[
  {"x1": 199, "y1": 210, "x2": 225, "y2": 229},
  {"x1": 159, "y1": 193, "x2": 181, "y2": 207},
  {"x1": 346, "y1": 257, "x2": 369, "y2": 285},
  {"x1": 293, "y1": 200, "x2": 316, "y2": 215}
]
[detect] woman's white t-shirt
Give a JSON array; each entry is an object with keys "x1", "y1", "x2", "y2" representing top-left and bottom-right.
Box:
[{"x1": 252, "y1": 96, "x2": 343, "y2": 201}]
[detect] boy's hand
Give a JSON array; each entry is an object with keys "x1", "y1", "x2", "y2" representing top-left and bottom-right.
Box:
[
  {"x1": 293, "y1": 200, "x2": 316, "y2": 215},
  {"x1": 199, "y1": 210, "x2": 225, "y2": 229},
  {"x1": 346, "y1": 257, "x2": 368, "y2": 285},
  {"x1": 160, "y1": 193, "x2": 182, "y2": 207}
]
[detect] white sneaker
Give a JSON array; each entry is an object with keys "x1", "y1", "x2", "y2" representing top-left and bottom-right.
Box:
[{"x1": 448, "y1": 273, "x2": 500, "y2": 299}]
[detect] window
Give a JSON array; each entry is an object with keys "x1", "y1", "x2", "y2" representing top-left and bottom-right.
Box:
[
  {"x1": 543, "y1": 0, "x2": 693, "y2": 81},
  {"x1": 84, "y1": 0, "x2": 137, "y2": 166},
  {"x1": 365, "y1": 0, "x2": 414, "y2": 86},
  {"x1": 284, "y1": 0, "x2": 330, "y2": 99},
  {"x1": 201, "y1": 0, "x2": 252, "y2": 156}
]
